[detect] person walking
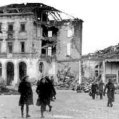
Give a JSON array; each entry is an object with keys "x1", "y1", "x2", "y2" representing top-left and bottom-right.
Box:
[
  {"x1": 47, "y1": 76, "x2": 56, "y2": 101},
  {"x1": 104, "y1": 79, "x2": 115, "y2": 107},
  {"x1": 91, "y1": 82, "x2": 98, "y2": 99},
  {"x1": 18, "y1": 75, "x2": 33, "y2": 118},
  {"x1": 98, "y1": 80, "x2": 104, "y2": 99},
  {"x1": 36, "y1": 76, "x2": 53, "y2": 118}
]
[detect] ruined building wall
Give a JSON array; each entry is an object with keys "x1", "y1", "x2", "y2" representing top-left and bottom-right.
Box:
[
  {"x1": 32, "y1": 23, "x2": 42, "y2": 56},
  {"x1": 82, "y1": 59, "x2": 103, "y2": 80},
  {"x1": 56, "y1": 20, "x2": 83, "y2": 82},
  {"x1": 0, "y1": 3, "x2": 83, "y2": 86},
  {"x1": 56, "y1": 20, "x2": 82, "y2": 60}
]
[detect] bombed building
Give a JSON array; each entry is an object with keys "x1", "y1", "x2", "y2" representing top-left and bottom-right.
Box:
[
  {"x1": 0, "y1": 3, "x2": 83, "y2": 86},
  {"x1": 82, "y1": 44, "x2": 119, "y2": 84}
]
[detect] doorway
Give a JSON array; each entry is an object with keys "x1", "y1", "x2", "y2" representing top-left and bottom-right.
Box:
[
  {"x1": 6, "y1": 62, "x2": 14, "y2": 85},
  {"x1": 19, "y1": 62, "x2": 27, "y2": 80}
]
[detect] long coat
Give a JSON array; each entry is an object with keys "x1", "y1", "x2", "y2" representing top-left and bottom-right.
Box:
[
  {"x1": 104, "y1": 82, "x2": 115, "y2": 102},
  {"x1": 36, "y1": 78, "x2": 53, "y2": 106},
  {"x1": 18, "y1": 81, "x2": 33, "y2": 106}
]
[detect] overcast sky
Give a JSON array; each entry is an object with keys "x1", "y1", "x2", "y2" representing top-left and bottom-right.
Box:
[{"x1": 1, "y1": 0, "x2": 119, "y2": 55}]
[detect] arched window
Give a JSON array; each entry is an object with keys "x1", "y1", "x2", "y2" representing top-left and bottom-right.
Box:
[
  {"x1": 0, "y1": 63, "x2": 2, "y2": 77},
  {"x1": 6, "y1": 62, "x2": 14, "y2": 85},
  {"x1": 19, "y1": 62, "x2": 27, "y2": 80}
]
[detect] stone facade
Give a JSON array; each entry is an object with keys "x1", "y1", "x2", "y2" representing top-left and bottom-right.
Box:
[
  {"x1": 0, "y1": 3, "x2": 83, "y2": 86},
  {"x1": 82, "y1": 59, "x2": 102, "y2": 79},
  {"x1": 82, "y1": 57, "x2": 119, "y2": 83}
]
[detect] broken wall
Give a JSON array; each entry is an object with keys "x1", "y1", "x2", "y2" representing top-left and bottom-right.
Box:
[
  {"x1": 56, "y1": 20, "x2": 83, "y2": 83},
  {"x1": 82, "y1": 59, "x2": 102, "y2": 79},
  {"x1": 56, "y1": 20, "x2": 82, "y2": 60}
]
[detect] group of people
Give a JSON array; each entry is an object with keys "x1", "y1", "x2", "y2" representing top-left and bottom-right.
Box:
[
  {"x1": 91, "y1": 80, "x2": 104, "y2": 100},
  {"x1": 18, "y1": 75, "x2": 56, "y2": 118},
  {"x1": 90, "y1": 79, "x2": 115, "y2": 107},
  {"x1": 18, "y1": 74, "x2": 115, "y2": 118}
]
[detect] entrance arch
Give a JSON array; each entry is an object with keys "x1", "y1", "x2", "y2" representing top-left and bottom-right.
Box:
[
  {"x1": 19, "y1": 62, "x2": 27, "y2": 80},
  {"x1": 6, "y1": 62, "x2": 14, "y2": 85}
]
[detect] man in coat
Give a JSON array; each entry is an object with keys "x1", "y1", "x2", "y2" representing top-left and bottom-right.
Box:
[
  {"x1": 104, "y1": 79, "x2": 115, "y2": 107},
  {"x1": 36, "y1": 76, "x2": 53, "y2": 118},
  {"x1": 18, "y1": 75, "x2": 33, "y2": 118}
]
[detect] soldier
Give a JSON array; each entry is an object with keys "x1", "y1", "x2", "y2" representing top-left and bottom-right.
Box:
[
  {"x1": 104, "y1": 79, "x2": 115, "y2": 107},
  {"x1": 18, "y1": 75, "x2": 33, "y2": 118}
]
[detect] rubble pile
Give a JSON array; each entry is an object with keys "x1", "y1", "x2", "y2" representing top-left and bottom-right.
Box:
[
  {"x1": 76, "y1": 77, "x2": 92, "y2": 93},
  {"x1": 56, "y1": 76, "x2": 78, "y2": 90},
  {"x1": 56, "y1": 68, "x2": 78, "y2": 90},
  {"x1": 0, "y1": 78, "x2": 19, "y2": 95},
  {"x1": 0, "y1": 86, "x2": 19, "y2": 95}
]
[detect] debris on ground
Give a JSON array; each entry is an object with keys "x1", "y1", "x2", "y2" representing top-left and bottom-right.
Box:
[
  {"x1": 0, "y1": 86, "x2": 19, "y2": 95},
  {"x1": 0, "y1": 78, "x2": 19, "y2": 95},
  {"x1": 56, "y1": 76, "x2": 78, "y2": 90}
]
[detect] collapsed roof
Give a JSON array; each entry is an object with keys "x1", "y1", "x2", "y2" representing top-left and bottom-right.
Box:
[
  {"x1": 0, "y1": 3, "x2": 77, "y2": 21},
  {"x1": 83, "y1": 43, "x2": 119, "y2": 61}
]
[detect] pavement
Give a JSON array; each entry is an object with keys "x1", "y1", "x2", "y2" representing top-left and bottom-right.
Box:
[{"x1": 0, "y1": 89, "x2": 119, "y2": 119}]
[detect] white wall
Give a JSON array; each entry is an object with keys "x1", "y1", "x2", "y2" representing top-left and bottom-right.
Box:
[{"x1": 105, "y1": 62, "x2": 119, "y2": 83}]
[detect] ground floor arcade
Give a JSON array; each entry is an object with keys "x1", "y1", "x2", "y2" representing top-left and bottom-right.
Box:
[
  {"x1": 0, "y1": 58, "x2": 40, "y2": 85},
  {"x1": 0, "y1": 58, "x2": 81, "y2": 86}
]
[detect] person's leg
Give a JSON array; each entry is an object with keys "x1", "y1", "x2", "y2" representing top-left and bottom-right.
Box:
[
  {"x1": 107, "y1": 97, "x2": 113, "y2": 107},
  {"x1": 41, "y1": 104, "x2": 45, "y2": 118},
  {"x1": 109, "y1": 97, "x2": 113, "y2": 107},
  {"x1": 110, "y1": 98, "x2": 113, "y2": 107},
  {"x1": 48, "y1": 101, "x2": 52, "y2": 112},
  {"x1": 107, "y1": 98, "x2": 110, "y2": 107},
  {"x1": 92, "y1": 93, "x2": 94, "y2": 99},
  {"x1": 94, "y1": 93, "x2": 95, "y2": 99},
  {"x1": 21, "y1": 105, "x2": 24, "y2": 118},
  {"x1": 26, "y1": 105, "x2": 30, "y2": 118},
  {"x1": 100, "y1": 93, "x2": 103, "y2": 99},
  {"x1": 110, "y1": 101, "x2": 113, "y2": 107}
]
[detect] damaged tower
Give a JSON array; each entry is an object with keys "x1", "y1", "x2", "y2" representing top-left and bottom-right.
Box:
[{"x1": 0, "y1": 3, "x2": 83, "y2": 86}]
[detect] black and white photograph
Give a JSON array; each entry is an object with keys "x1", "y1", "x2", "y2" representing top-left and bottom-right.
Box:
[{"x1": 0, "y1": 0, "x2": 119, "y2": 119}]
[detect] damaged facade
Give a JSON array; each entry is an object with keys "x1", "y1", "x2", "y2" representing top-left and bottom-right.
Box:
[
  {"x1": 82, "y1": 56, "x2": 103, "y2": 82},
  {"x1": 82, "y1": 44, "x2": 119, "y2": 84},
  {"x1": 0, "y1": 3, "x2": 83, "y2": 85}
]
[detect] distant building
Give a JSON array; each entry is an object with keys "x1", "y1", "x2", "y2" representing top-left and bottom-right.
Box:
[
  {"x1": 82, "y1": 45, "x2": 119, "y2": 83},
  {"x1": 82, "y1": 56, "x2": 102, "y2": 81},
  {"x1": 0, "y1": 3, "x2": 83, "y2": 85},
  {"x1": 102, "y1": 59, "x2": 119, "y2": 83}
]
